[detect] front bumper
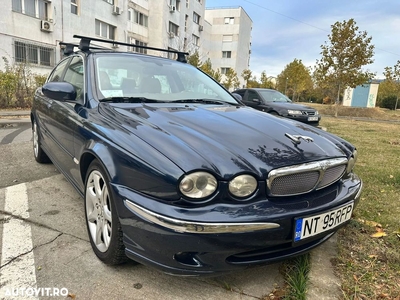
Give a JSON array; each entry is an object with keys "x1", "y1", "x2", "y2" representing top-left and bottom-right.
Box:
[
  {"x1": 111, "y1": 175, "x2": 362, "y2": 276},
  {"x1": 285, "y1": 114, "x2": 321, "y2": 124}
]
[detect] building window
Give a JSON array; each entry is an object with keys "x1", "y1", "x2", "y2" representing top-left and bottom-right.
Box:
[
  {"x1": 71, "y1": 0, "x2": 78, "y2": 14},
  {"x1": 14, "y1": 40, "x2": 54, "y2": 67},
  {"x1": 222, "y1": 35, "x2": 233, "y2": 42},
  {"x1": 128, "y1": 9, "x2": 149, "y2": 27},
  {"x1": 103, "y1": 0, "x2": 114, "y2": 4},
  {"x1": 186, "y1": 0, "x2": 189, "y2": 8},
  {"x1": 192, "y1": 34, "x2": 199, "y2": 46},
  {"x1": 169, "y1": 22, "x2": 179, "y2": 36},
  {"x1": 193, "y1": 12, "x2": 200, "y2": 24},
  {"x1": 221, "y1": 67, "x2": 230, "y2": 75},
  {"x1": 169, "y1": 0, "x2": 181, "y2": 10},
  {"x1": 95, "y1": 20, "x2": 115, "y2": 40},
  {"x1": 135, "y1": 40, "x2": 147, "y2": 54},
  {"x1": 222, "y1": 51, "x2": 231, "y2": 58},
  {"x1": 185, "y1": 14, "x2": 188, "y2": 32},
  {"x1": 12, "y1": 0, "x2": 48, "y2": 19},
  {"x1": 224, "y1": 17, "x2": 234, "y2": 24}
]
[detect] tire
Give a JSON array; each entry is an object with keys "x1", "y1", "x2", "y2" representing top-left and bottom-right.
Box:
[
  {"x1": 84, "y1": 160, "x2": 128, "y2": 265},
  {"x1": 32, "y1": 120, "x2": 51, "y2": 163}
]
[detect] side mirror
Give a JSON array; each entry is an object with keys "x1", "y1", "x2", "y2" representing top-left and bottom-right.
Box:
[
  {"x1": 232, "y1": 93, "x2": 242, "y2": 102},
  {"x1": 42, "y1": 82, "x2": 77, "y2": 102},
  {"x1": 252, "y1": 98, "x2": 261, "y2": 104}
]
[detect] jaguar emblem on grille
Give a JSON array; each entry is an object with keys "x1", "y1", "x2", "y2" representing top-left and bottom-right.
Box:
[{"x1": 285, "y1": 133, "x2": 314, "y2": 145}]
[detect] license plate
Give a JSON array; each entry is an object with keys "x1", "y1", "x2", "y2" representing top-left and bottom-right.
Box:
[
  {"x1": 294, "y1": 202, "x2": 354, "y2": 242},
  {"x1": 308, "y1": 116, "x2": 319, "y2": 121}
]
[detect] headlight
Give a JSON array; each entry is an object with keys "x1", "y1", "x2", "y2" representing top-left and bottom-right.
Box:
[
  {"x1": 288, "y1": 110, "x2": 302, "y2": 115},
  {"x1": 229, "y1": 175, "x2": 257, "y2": 198},
  {"x1": 346, "y1": 149, "x2": 358, "y2": 174},
  {"x1": 179, "y1": 172, "x2": 217, "y2": 199},
  {"x1": 315, "y1": 110, "x2": 319, "y2": 115}
]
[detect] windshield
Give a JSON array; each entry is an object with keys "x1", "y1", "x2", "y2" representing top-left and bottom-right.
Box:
[
  {"x1": 258, "y1": 90, "x2": 292, "y2": 103},
  {"x1": 94, "y1": 53, "x2": 238, "y2": 105}
]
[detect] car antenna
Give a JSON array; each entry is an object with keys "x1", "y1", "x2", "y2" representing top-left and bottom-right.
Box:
[{"x1": 71, "y1": 35, "x2": 189, "y2": 63}]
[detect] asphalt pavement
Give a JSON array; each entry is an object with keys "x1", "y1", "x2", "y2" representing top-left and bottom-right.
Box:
[{"x1": 0, "y1": 110, "x2": 341, "y2": 300}]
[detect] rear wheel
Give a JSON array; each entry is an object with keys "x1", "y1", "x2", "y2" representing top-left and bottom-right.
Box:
[
  {"x1": 84, "y1": 160, "x2": 128, "y2": 265},
  {"x1": 269, "y1": 111, "x2": 279, "y2": 117},
  {"x1": 32, "y1": 120, "x2": 50, "y2": 163}
]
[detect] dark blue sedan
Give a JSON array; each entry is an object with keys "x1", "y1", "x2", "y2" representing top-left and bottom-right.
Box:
[{"x1": 31, "y1": 35, "x2": 362, "y2": 276}]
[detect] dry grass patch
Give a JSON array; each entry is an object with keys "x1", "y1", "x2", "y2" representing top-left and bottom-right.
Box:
[
  {"x1": 305, "y1": 103, "x2": 400, "y2": 121},
  {"x1": 321, "y1": 118, "x2": 400, "y2": 299}
]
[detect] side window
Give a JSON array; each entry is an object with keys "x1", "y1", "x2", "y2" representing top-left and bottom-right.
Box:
[
  {"x1": 247, "y1": 90, "x2": 261, "y2": 102},
  {"x1": 64, "y1": 56, "x2": 84, "y2": 100},
  {"x1": 48, "y1": 58, "x2": 70, "y2": 82},
  {"x1": 234, "y1": 89, "x2": 245, "y2": 98}
]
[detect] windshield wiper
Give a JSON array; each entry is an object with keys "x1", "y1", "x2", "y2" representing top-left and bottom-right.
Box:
[
  {"x1": 170, "y1": 99, "x2": 233, "y2": 105},
  {"x1": 99, "y1": 97, "x2": 163, "y2": 103}
]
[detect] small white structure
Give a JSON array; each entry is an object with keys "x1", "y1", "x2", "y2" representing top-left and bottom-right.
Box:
[{"x1": 343, "y1": 82, "x2": 379, "y2": 107}]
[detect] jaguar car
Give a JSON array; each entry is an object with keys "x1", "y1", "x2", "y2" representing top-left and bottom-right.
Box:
[
  {"x1": 31, "y1": 35, "x2": 362, "y2": 276},
  {"x1": 233, "y1": 88, "x2": 321, "y2": 125}
]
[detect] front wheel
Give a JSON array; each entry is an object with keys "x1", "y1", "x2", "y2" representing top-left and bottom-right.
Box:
[
  {"x1": 84, "y1": 160, "x2": 127, "y2": 265},
  {"x1": 32, "y1": 120, "x2": 50, "y2": 163}
]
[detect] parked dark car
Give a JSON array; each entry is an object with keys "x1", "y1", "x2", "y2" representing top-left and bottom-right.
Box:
[
  {"x1": 31, "y1": 35, "x2": 362, "y2": 276},
  {"x1": 233, "y1": 88, "x2": 321, "y2": 125}
]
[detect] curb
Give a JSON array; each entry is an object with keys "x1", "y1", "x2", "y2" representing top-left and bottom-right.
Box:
[{"x1": 0, "y1": 110, "x2": 31, "y2": 117}]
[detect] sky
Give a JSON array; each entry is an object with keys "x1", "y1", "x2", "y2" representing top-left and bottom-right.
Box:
[{"x1": 206, "y1": 0, "x2": 400, "y2": 79}]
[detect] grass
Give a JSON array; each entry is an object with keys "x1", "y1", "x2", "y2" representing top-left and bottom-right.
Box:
[
  {"x1": 320, "y1": 117, "x2": 400, "y2": 299},
  {"x1": 306, "y1": 103, "x2": 400, "y2": 121}
]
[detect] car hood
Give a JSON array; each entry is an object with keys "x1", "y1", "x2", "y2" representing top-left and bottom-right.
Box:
[
  {"x1": 264, "y1": 102, "x2": 316, "y2": 111},
  {"x1": 99, "y1": 103, "x2": 349, "y2": 179}
]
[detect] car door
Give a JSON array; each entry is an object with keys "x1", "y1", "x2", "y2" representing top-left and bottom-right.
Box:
[
  {"x1": 46, "y1": 55, "x2": 84, "y2": 181},
  {"x1": 244, "y1": 90, "x2": 263, "y2": 110},
  {"x1": 35, "y1": 57, "x2": 71, "y2": 151}
]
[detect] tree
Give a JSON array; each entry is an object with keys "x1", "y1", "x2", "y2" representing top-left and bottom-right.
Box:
[
  {"x1": 259, "y1": 71, "x2": 275, "y2": 89},
  {"x1": 187, "y1": 50, "x2": 201, "y2": 68},
  {"x1": 315, "y1": 18, "x2": 375, "y2": 115},
  {"x1": 383, "y1": 60, "x2": 400, "y2": 110},
  {"x1": 241, "y1": 69, "x2": 252, "y2": 88},
  {"x1": 277, "y1": 59, "x2": 313, "y2": 101},
  {"x1": 200, "y1": 58, "x2": 215, "y2": 78},
  {"x1": 247, "y1": 75, "x2": 260, "y2": 88},
  {"x1": 222, "y1": 68, "x2": 240, "y2": 90}
]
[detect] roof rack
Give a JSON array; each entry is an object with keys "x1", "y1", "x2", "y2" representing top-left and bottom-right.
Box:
[
  {"x1": 59, "y1": 42, "x2": 107, "y2": 56},
  {"x1": 65, "y1": 35, "x2": 188, "y2": 63}
]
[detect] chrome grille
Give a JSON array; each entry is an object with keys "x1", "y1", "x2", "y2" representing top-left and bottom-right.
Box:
[
  {"x1": 317, "y1": 164, "x2": 346, "y2": 189},
  {"x1": 270, "y1": 171, "x2": 319, "y2": 195},
  {"x1": 267, "y1": 158, "x2": 348, "y2": 197},
  {"x1": 301, "y1": 111, "x2": 316, "y2": 116}
]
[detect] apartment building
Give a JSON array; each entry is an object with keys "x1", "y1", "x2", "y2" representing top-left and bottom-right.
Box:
[
  {"x1": 204, "y1": 7, "x2": 252, "y2": 88},
  {"x1": 0, "y1": 0, "x2": 251, "y2": 84}
]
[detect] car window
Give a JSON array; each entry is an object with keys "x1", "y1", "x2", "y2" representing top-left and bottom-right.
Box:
[
  {"x1": 259, "y1": 90, "x2": 291, "y2": 103},
  {"x1": 247, "y1": 90, "x2": 261, "y2": 102},
  {"x1": 47, "y1": 58, "x2": 70, "y2": 83},
  {"x1": 64, "y1": 56, "x2": 84, "y2": 101},
  {"x1": 94, "y1": 54, "x2": 237, "y2": 103}
]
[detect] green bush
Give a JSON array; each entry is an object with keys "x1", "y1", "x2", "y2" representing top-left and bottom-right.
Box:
[
  {"x1": 380, "y1": 95, "x2": 398, "y2": 110},
  {"x1": 0, "y1": 57, "x2": 47, "y2": 109}
]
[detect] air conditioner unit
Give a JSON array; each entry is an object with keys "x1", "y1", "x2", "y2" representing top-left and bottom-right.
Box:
[
  {"x1": 169, "y1": 5, "x2": 176, "y2": 12},
  {"x1": 41, "y1": 20, "x2": 53, "y2": 32},
  {"x1": 168, "y1": 32, "x2": 175, "y2": 38},
  {"x1": 199, "y1": 25, "x2": 203, "y2": 31},
  {"x1": 112, "y1": 5, "x2": 122, "y2": 15}
]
